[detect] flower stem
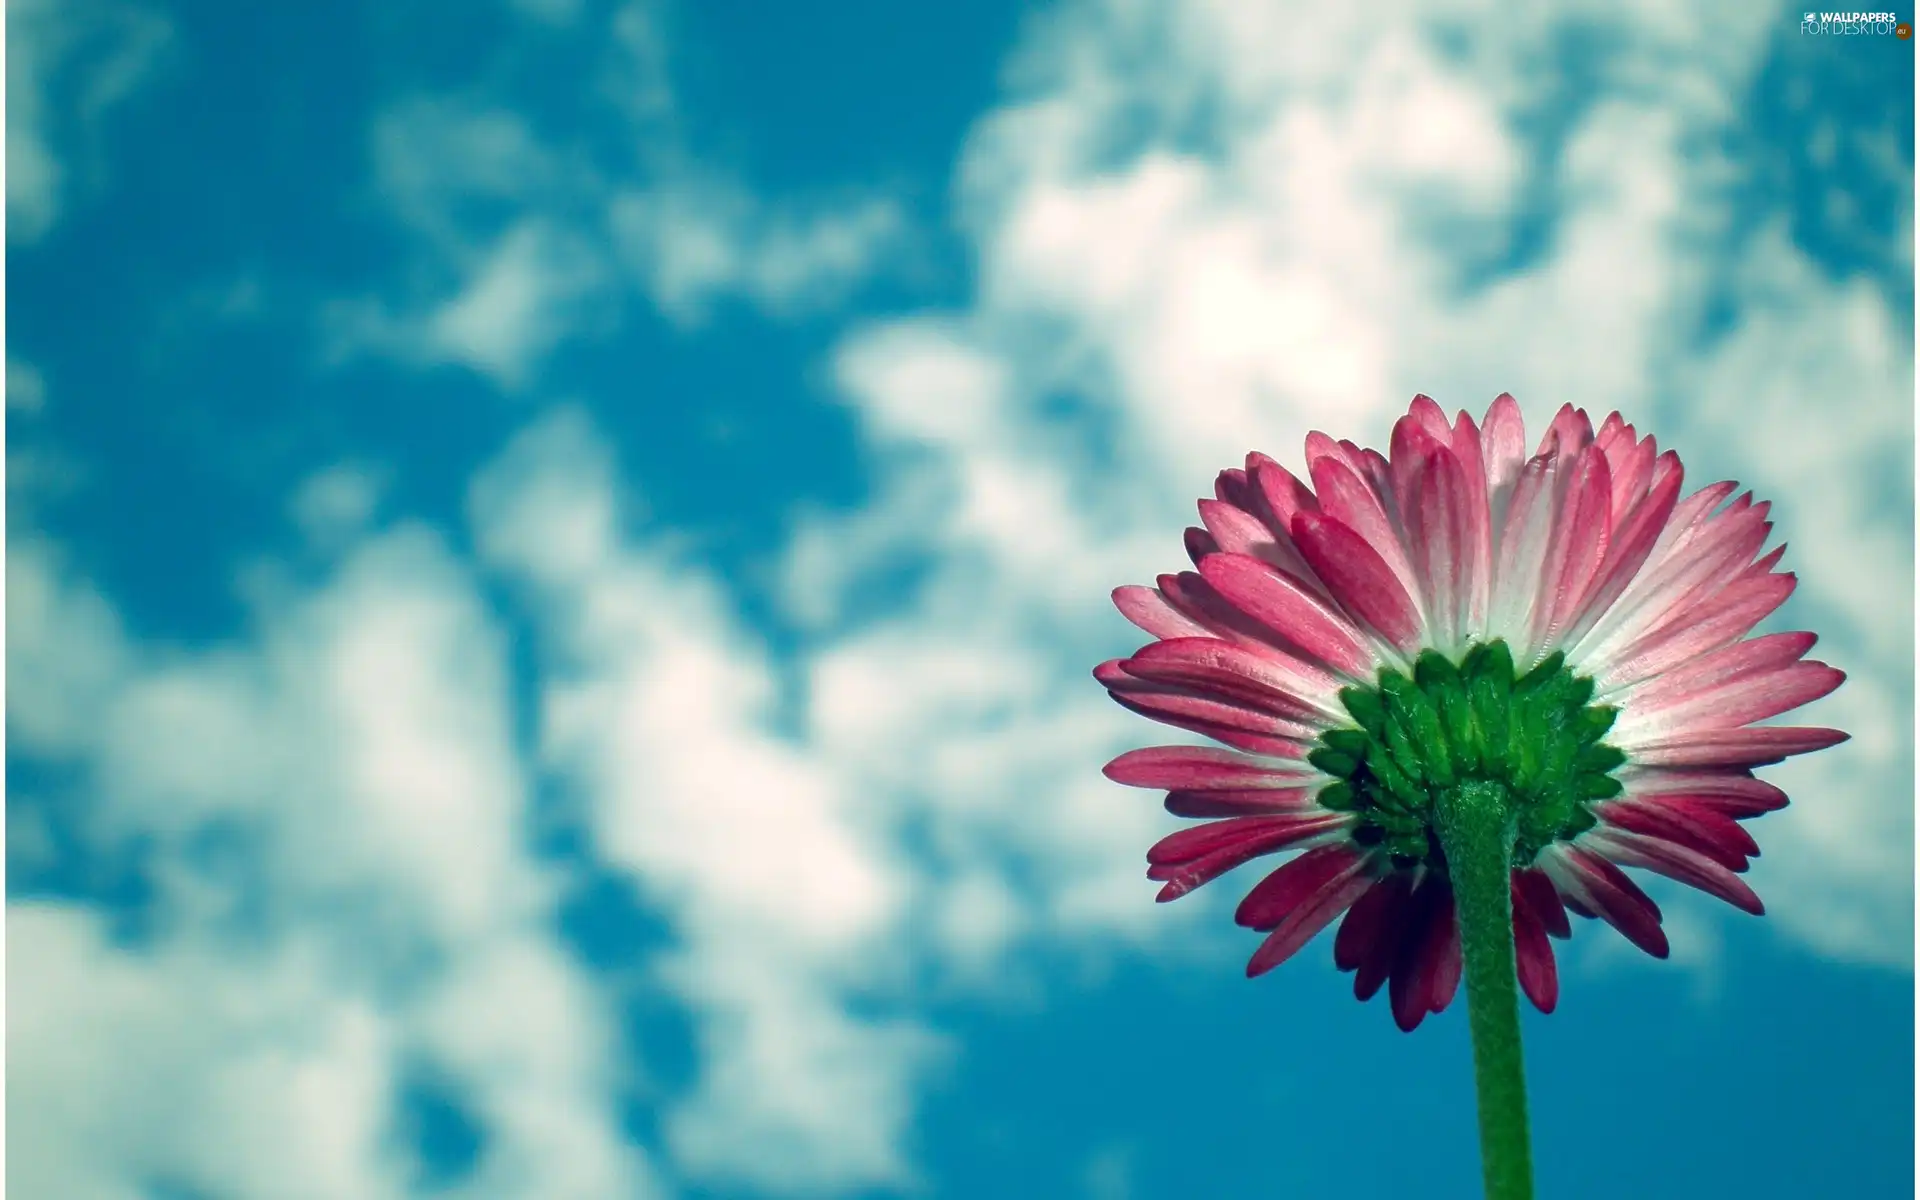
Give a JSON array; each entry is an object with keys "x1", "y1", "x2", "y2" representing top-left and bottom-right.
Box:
[{"x1": 1434, "y1": 780, "x2": 1534, "y2": 1200}]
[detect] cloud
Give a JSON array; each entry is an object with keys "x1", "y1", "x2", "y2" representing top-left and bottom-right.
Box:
[
  {"x1": 327, "y1": 6, "x2": 907, "y2": 384},
  {"x1": 6, "y1": 0, "x2": 172, "y2": 243},
  {"x1": 469, "y1": 409, "x2": 947, "y2": 1192},
  {"x1": 8, "y1": 521, "x2": 661, "y2": 1198}
]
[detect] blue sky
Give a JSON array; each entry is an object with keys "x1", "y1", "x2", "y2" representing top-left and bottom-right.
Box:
[{"x1": 7, "y1": 2, "x2": 1914, "y2": 1198}]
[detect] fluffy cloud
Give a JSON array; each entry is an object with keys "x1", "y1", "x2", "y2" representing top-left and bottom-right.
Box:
[
  {"x1": 8, "y1": 520, "x2": 660, "y2": 1199},
  {"x1": 6, "y1": 0, "x2": 172, "y2": 243}
]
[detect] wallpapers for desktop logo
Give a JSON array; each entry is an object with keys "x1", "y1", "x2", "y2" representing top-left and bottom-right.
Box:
[{"x1": 1800, "y1": 10, "x2": 1910, "y2": 34}]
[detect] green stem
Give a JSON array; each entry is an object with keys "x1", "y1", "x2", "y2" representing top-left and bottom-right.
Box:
[{"x1": 1433, "y1": 781, "x2": 1534, "y2": 1200}]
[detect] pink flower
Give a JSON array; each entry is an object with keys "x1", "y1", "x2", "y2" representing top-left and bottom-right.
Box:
[{"x1": 1098, "y1": 394, "x2": 1847, "y2": 1031}]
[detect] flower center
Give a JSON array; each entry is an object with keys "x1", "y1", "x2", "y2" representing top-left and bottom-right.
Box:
[{"x1": 1309, "y1": 641, "x2": 1622, "y2": 870}]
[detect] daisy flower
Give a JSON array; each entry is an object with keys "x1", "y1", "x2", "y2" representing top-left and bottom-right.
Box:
[{"x1": 1096, "y1": 394, "x2": 1846, "y2": 1200}]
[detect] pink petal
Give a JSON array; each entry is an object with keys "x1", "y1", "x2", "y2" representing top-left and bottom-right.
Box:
[
  {"x1": 1198, "y1": 552, "x2": 1378, "y2": 678},
  {"x1": 1309, "y1": 453, "x2": 1423, "y2": 613},
  {"x1": 1389, "y1": 878, "x2": 1453, "y2": 1031},
  {"x1": 1124, "y1": 637, "x2": 1346, "y2": 722},
  {"x1": 1480, "y1": 393, "x2": 1529, "y2": 525},
  {"x1": 1112, "y1": 585, "x2": 1212, "y2": 641},
  {"x1": 1148, "y1": 813, "x2": 1354, "y2": 902},
  {"x1": 1529, "y1": 443, "x2": 1613, "y2": 655},
  {"x1": 1249, "y1": 457, "x2": 1321, "y2": 537},
  {"x1": 1103, "y1": 746, "x2": 1320, "y2": 791},
  {"x1": 1535, "y1": 402, "x2": 1594, "y2": 459},
  {"x1": 1235, "y1": 844, "x2": 1366, "y2": 932},
  {"x1": 1591, "y1": 572, "x2": 1797, "y2": 692},
  {"x1": 1488, "y1": 453, "x2": 1558, "y2": 643},
  {"x1": 1619, "y1": 768, "x2": 1788, "y2": 807},
  {"x1": 1612, "y1": 660, "x2": 1844, "y2": 742},
  {"x1": 1290, "y1": 511, "x2": 1423, "y2": 652},
  {"x1": 1185, "y1": 526, "x2": 1220, "y2": 565},
  {"x1": 1245, "y1": 861, "x2": 1376, "y2": 977},
  {"x1": 1592, "y1": 798, "x2": 1758, "y2": 871},
  {"x1": 1543, "y1": 845, "x2": 1669, "y2": 958},
  {"x1": 1164, "y1": 787, "x2": 1322, "y2": 818},
  {"x1": 1401, "y1": 433, "x2": 1475, "y2": 651},
  {"x1": 1407, "y1": 394, "x2": 1453, "y2": 440},
  {"x1": 1582, "y1": 830, "x2": 1766, "y2": 916},
  {"x1": 1449, "y1": 411, "x2": 1495, "y2": 631},
  {"x1": 1348, "y1": 872, "x2": 1415, "y2": 1001},
  {"x1": 1511, "y1": 876, "x2": 1560, "y2": 1013},
  {"x1": 1626, "y1": 725, "x2": 1848, "y2": 768},
  {"x1": 1560, "y1": 452, "x2": 1684, "y2": 653},
  {"x1": 1515, "y1": 866, "x2": 1572, "y2": 939}
]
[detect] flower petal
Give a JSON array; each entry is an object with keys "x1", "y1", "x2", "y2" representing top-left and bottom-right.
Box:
[
  {"x1": 1514, "y1": 866, "x2": 1572, "y2": 939},
  {"x1": 1511, "y1": 875, "x2": 1559, "y2": 1013},
  {"x1": 1541, "y1": 845, "x2": 1668, "y2": 958},
  {"x1": 1626, "y1": 726, "x2": 1848, "y2": 768},
  {"x1": 1148, "y1": 813, "x2": 1354, "y2": 902},
  {"x1": 1592, "y1": 797, "x2": 1759, "y2": 871},
  {"x1": 1290, "y1": 511, "x2": 1423, "y2": 652},
  {"x1": 1245, "y1": 859, "x2": 1376, "y2": 977},
  {"x1": 1234, "y1": 844, "x2": 1365, "y2": 932},
  {"x1": 1163, "y1": 787, "x2": 1322, "y2": 818},
  {"x1": 1347, "y1": 872, "x2": 1415, "y2": 1001},
  {"x1": 1198, "y1": 552, "x2": 1378, "y2": 678},
  {"x1": 1389, "y1": 877, "x2": 1454, "y2": 1031},
  {"x1": 1582, "y1": 829, "x2": 1765, "y2": 916},
  {"x1": 1112, "y1": 584, "x2": 1211, "y2": 641},
  {"x1": 1124, "y1": 637, "x2": 1346, "y2": 722},
  {"x1": 1103, "y1": 746, "x2": 1320, "y2": 791}
]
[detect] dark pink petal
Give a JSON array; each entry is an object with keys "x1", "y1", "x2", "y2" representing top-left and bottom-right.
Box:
[
  {"x1": 1592, "y1": 799, "x2": 1757, "y2": 871},
  {"x1": 1249, "y1": 457, "x2": 1321, "y2": 537},
  {"x1": 1334, "y1": 874, "x2": 1401, "y2": 971},
  {"x1": 1627, "y1": 726, "x2": 1848, "y2": 768},
  {"x1": 1124, "y1": 637, "x2": 1345, "y2": 721},
  {"x1": 1185, "y1": 526, "x2": 1220, "y2": 565},
  {"x1": 1198, "y1": 553, "x2": 1377, "y2": 677},
  {"x1": 1511, "y1": 876, "x2": 1559, "y2": 1013},
  {"x1": 1291, "y1": 511, "x2": 1423, "y2": 651},
  {"x1": 1214, "y1": 466, "x2": 1256, "y2": 511},
  {"x1": 1103, "y1": 746, "x2": 1319, "y2": 791},
  {"x1": 1309, "y1": 453, "x2": 1422, "y2": 610},
  {"x1": 1106, "y1": 692, "x2": 1317, "y2": 758},
  {"x1": 1112, "y1": 585, "x2": 1211, "y2": 641},
  {"x1": 1389, "y1": 878, "x2": 1453, "y2": 1031},
  {"x1": 1449, "y1": 411, "x2": 1495, "y2": 629},
  {"x1": 1618, "y1": 769, "x2": 1788, "y2": 814},
  {"x1": 1583, "y1": 830, "x2": 1765, "y2": 916},
  {"x1": 1515, "y1": 866, "x2": 1572, "y2": 939},
  {"x1": 1164, "y1": 787, "x2": 1321, "y2": 818},
  {"x1": 1545, "y1": 845, "x2": 1669, "y2": 959},
  {"x1": 1234, "y1": 844, "x2": 1364, "y2": 931},
  {"x1": 1147, "y1": 813, "x2": 1354, "y2": 902},
  {"x1": 1348, "y1": 872, "x2": 1415, "y2": 1001},
  {"x1": 1401, "y1": 433, "x2": 1475, "y2": 649},
  {"x1": 1246, "y1": 862, "x2": 1375, "y2": 977}
]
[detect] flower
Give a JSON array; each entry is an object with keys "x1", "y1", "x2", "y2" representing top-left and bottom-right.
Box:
[{"x1": 1098, "y1": 394, "x2": 1847, "y2": 1031}]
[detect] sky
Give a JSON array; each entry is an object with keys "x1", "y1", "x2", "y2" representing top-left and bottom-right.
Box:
[{"x1": 5, "y1": 1, "x2": 1915, "y2": 1198}]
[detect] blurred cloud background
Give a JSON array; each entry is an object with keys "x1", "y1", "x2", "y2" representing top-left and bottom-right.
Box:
[{"x1": 6, "y1": 1, "x2": 1913, "y2": 1197}]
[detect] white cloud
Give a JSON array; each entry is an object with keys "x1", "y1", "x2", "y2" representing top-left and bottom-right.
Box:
[
  {"x1": 7, "y1": 524, "x2": 661, "y2": 1198},
  {"x1": 6, "y1": 0, "x2": 172, "y2": 243},
  {"x1": 291, "y1": 462, "x2": 388, "y2": 548},
  {"x1": 469, "y1": 409, "x2": 947, "y2": 1192},
  {"x1": 329, "y1": 8, "x2": 906, "y2": 383}
]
